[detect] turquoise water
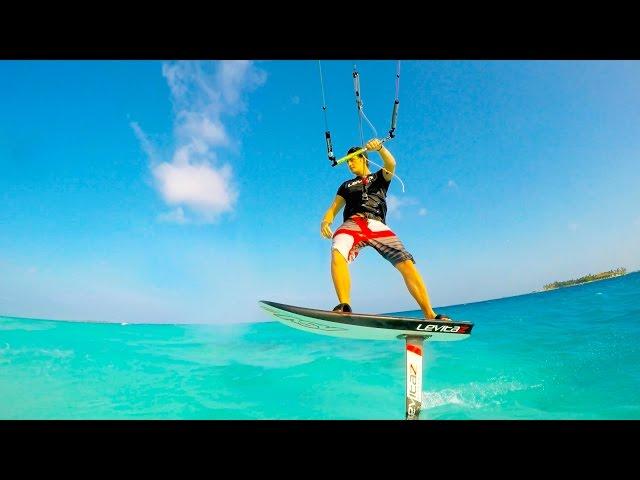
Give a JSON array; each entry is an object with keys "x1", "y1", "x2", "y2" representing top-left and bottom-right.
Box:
[{"x1": 2, "y1": 272, "x2": 639, "y2": 419}]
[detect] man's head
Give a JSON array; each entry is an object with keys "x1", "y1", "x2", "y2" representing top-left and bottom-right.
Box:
[{"x1": 346, "y1": 146, "x2": 369, "y2": 177}]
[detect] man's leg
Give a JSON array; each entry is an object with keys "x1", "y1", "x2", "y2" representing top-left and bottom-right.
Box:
[
  {"x1": 395, "y1": 259, "x2": 440, "y2": 319},
  {"x1": 331, "y1": 249, "x2": 351, "y2": 305}
]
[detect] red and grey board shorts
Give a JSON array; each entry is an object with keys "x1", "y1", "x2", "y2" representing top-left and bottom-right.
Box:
[{"x1": 332, "y1": 215, "x2": 415, "y2": 265}]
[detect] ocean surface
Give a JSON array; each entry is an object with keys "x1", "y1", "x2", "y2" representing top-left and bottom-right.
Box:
[{"x1": 2, "y1": 272, "x2": 639, "y2": 419}]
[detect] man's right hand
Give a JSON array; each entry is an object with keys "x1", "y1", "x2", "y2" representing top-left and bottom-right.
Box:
[{"x1": 321, "y1": 220, "x2": 333, "y2": 239}]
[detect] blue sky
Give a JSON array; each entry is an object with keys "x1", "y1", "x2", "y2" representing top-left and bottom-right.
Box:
[{"x1": 1, "y1": 60, "x2": 639, "y2": 324}]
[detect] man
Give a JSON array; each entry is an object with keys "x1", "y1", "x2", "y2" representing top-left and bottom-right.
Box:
[{"x1": 320, "y1": 138, "x2": 450, "y2": 320}]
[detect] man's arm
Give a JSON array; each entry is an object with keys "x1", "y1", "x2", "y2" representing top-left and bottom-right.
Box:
[
  {"x1": 320, "y1": 195, "x2": 346, "y2": 239},
  {"x1": 365, "y1": 138, "x2": 396, "y2": 181}
]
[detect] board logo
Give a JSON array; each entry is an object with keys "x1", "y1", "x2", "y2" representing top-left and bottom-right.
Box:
[
  {"x1": 416, "y1": 324, "x2": 463, "y2": 333},
  {"x1": 406, "y1": 363, "x2": 421, "y2": 419}
]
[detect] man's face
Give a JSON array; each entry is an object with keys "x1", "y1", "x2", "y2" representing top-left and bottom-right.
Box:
[{"x1": 347, "y1": 154, "x2": 367, "y2": 176}]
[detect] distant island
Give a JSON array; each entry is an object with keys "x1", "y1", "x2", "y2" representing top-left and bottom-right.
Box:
[{"x1": 543, "y1": 268, "x2": 627, "y2": 290}]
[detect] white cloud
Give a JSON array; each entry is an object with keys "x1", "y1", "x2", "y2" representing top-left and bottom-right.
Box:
[
  {"x1": 447, "y1": 179, "x2": 458, "y2": 189},
  {"x1": 158, "y1": 207, "x2": 188, "y2": 224},
  {"x1": 153, "y1": 162, "x2": 237, "y2": 221},
  {"x1": 130, "y1": 122, "x2": 156, "y2": 159},
  {"x1": 175, "y1": 112, "x2": 228, "y2": 148},
  {"x1": 162, "y1": 62, "x2": 190, "y2": 100},
  {"x1": 387, "y1": 194, "x2": 419, "y2": 219},
  {"x1": 217, "y1": 61, "x2": 266, "y2": 106},
  {"x1": 133, "y1": 61, "x2": 266, "y2": 223},
  {"x1": 418, "y1": 208, "x2": 428, "y2": 216}
]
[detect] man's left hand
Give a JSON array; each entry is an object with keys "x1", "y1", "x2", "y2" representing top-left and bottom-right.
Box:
[{"x1": 365, "y1": 138, "x2": 383, "y2": 152}]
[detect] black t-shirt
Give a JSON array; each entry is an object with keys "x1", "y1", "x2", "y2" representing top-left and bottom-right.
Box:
[{"x1": 336, "y1": 169, "x2": 391, "y2": 224}]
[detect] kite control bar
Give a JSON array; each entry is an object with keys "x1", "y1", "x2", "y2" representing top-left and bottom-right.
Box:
[{"x1": 331, "y1": 135, "x2": 393, "y2": 167}]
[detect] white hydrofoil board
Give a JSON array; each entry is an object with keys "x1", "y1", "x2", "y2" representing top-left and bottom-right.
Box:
[{"x1": 259, "y1": 300, "x2": 473, "y2": 341}]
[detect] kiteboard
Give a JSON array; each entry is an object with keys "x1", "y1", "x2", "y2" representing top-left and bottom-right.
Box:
[{"x1": 258, "y1": 300, "x2": 473, "y2": 341}]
